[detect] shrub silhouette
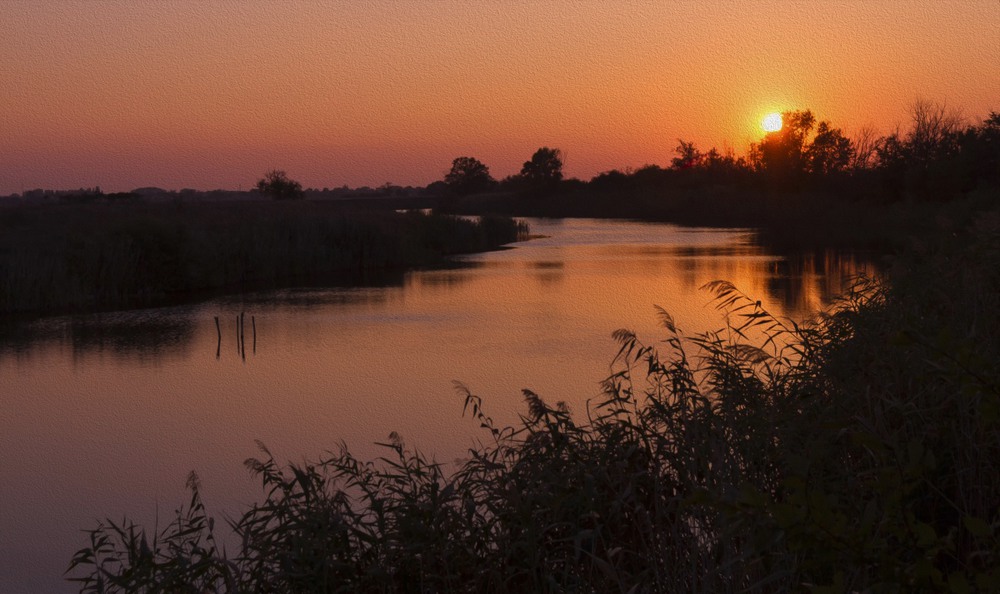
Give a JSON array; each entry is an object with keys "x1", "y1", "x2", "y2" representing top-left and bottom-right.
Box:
[
  {"x1": 444, "y1": 156, "x2": 495, "y2": 197},
  {"x1": 256, "y1": 170, "x2": 304, "y2": 200},
  {"x1": 519, "y1": 147, "x2": 564, "y2": 195}
]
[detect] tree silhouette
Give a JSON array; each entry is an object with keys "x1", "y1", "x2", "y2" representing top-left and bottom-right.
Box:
[
  {"x1": 873, "y1": 101, "x2": 971, "y2": 200},
  {"x1": 850, "y1": 125, "x2": 881, "y2": 170},
  {"x1": 907, "y1": 99, "x2": 963, "y2": 164},
  {"x1": 972, "y1": 112, "x2": 1000, "y2": 184},
  {"x1": 805, "y1": 121, "x2": 854, "y2": 175},
  {"x1": 444, "y1": 157, "x2": 494, "y2": 196},
  {"x1": 256, "y1": 170, "x2": 304, "y2": 200},
  {"x1": 671, "y1": 140, "x2": 702, "y2": 169},
  {"x1": 521, "y1": 147, "x2": 564, "y2": 184},
  {"x1": 753, "y1": 110, "x2": 816, "y2": 179}
]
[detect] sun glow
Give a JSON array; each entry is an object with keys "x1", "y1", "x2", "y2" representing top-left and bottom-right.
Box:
[{"x1": 762, "y1": 113, "x2": 783, "y2": 133}]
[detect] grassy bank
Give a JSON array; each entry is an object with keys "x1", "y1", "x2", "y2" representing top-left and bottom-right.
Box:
[
  {"x1": 69, "y1": 209, "x2": 999, "y2": 592},
  {"x1": 0, "y1": 200, "x2": 526, "y2": 316}
]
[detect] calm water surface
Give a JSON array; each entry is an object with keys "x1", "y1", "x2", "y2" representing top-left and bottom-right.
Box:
[{"x1": 0, "y1": 218, "x2": 876, "y2": 592}]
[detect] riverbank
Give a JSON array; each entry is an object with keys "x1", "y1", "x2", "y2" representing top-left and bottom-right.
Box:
[
  {"x1": 443, "y1": 182, "x2": 1000, "y2": 252},
  {"x1": 68, "y1": 207, "x2": 999, "y2": 592},
  {"x1": 0, "y1": 200, "x2": 526, "y2": 317}
]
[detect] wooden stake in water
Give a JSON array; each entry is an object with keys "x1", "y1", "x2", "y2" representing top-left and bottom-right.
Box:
[
  {"x1": 252, "y1": 315, "x2": 257, "y2": 354},
  {"x1": 215, "y1": 316, "x2": 221, "y2": 359},
  {"x1": 240, "y1": 311, "x2": 246, "y2": 362}
]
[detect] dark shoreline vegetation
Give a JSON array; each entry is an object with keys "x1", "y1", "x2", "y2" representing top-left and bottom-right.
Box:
[
  {"x1": 436, "y1": 108, "x2": 1000, "y2": 252},
  {"x1": 68, "y1": 211, "x2": 999, "y2": 593},
  {"x1": 0, "y1": 202, "x2": 526, "y2": 318}
]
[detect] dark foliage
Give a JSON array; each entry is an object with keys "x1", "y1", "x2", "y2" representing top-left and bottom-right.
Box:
[
  {"x1": 256, "y1": 170, "x2": 305, "y2": 201},
  {"x1": 520, "y1": 147, "x2": 564, "y2": 184},
  {"x1": 0, "y1": 203, "x2": 526, "y2": 316},
  {"x1": 441, "y1": 105, "x2": 1000, "y2": 251},
  {"x1": 444, "y1": 157, "x2": 495, "y2": 197},
  {"x1": 69, "y1": 212, "x2": 1000, "y2": 593}
]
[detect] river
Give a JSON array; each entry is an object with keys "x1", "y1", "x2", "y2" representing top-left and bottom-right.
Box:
[{"x1": 0, "y1": 218, "x2": 876, "y2": 592}]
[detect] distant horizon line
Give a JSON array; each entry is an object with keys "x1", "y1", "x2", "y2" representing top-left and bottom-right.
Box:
[{"x1": 2, "y1": 184, "x2": 445, "y2": 198}]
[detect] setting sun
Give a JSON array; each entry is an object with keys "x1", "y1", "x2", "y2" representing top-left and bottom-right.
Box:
[{"x1": 762, "y1": 113, "x2": 783, "y2": 133}]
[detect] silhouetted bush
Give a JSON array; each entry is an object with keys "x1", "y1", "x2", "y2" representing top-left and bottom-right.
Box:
[
  {"x1": 444, "y1": 156, "x2": 496, "y2": 198},
  {"x1": 256, "y1": 170, "x2": 305, "y2": 200}
]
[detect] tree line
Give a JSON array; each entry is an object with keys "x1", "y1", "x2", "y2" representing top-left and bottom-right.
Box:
[
  {"x1": 247, "y1": 100, "x2": 998, "y2": 254},
  {"x1": 442, "y1": 147, "x2": 565, "y2": 197},
  {"x1": 255, "y1": 100, "x2": 997, "y2": 210},
  {"x1": 435, "y1": 101, "x2": 999, "y2": 204},
  {"x1": 254, "y1": 147, "x2": 566, "y2": 202}
]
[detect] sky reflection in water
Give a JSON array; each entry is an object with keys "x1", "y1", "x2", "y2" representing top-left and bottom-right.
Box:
[{"x1": 0, "y1": 218, "x2": 878, "y2": 592}]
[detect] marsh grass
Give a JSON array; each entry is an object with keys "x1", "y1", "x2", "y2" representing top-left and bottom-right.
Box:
[
  {"x1": 0, "y1": 201, "x2": 527, "y2": 316},
  {"x1": 68, "y1": 216, "x2": 999, "y2": 593}
]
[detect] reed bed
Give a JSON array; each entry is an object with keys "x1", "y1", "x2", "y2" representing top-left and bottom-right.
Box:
[
  {"x1": 0, "y1": 201, "x2": 526, "y2": 316},
  {"x1": 68, "y1": 213, "x2": 999, "y2": 593}
]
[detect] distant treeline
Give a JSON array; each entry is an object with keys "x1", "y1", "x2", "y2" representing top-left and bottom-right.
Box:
[
  {"x1": 10, "y1": 103, "x2": 996, "y2": 251},
  {"x1": 6, "y1": 183, "x2": 434, "y2": 204},
  {"x1": 0, "y1": 202, "x2": 526, "y2": 316},
  {"x1": 442, "y1": 104, "x2": 1000, "y2": 250}
]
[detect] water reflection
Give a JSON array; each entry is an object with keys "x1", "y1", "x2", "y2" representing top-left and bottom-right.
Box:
[
  {"x1": 527, "y1": 260, "x2": 566, "y2": 286},
  {"x1": 762, "y1": 250, "x2": 878, "y2": 316},
  {"x1": 0, "y1": 218, "x2": 880, "y2": 593},
  {"x1": 411, "y1": 264, "x2": 478, "y2": 291},
  {"x1": 0, "y1": 311, "x2": 196, "y2": 362},
  {"x1": 0, "y1": 227, "x2": 877, "y2": 360}
]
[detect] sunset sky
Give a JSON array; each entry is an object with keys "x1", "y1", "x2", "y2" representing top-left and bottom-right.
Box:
[{"x1": 2, "y1": 1, "x2": 998, "y2": 194}]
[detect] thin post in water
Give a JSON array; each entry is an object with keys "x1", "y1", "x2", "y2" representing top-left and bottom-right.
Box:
[{"x1": 240, "y1": 311, "x2": 246, "y2": 362}]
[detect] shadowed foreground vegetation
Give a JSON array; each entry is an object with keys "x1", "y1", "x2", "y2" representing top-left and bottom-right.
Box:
[
  {"x1": 68, "y1": 211, "x2": 999, "y2": 592},
  {"x1": 0, "y1": 201, "x2": 526, "y2": 316}
]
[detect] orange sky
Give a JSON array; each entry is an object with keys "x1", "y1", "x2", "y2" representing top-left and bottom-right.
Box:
[{"x1": 2, "y1": 1, "x2": 998, "y2": 194}]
